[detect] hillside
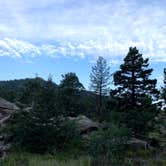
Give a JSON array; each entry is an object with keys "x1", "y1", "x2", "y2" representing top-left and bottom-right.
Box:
[{"x1": 0, "y1": 78, "x2": 57, "y2": 102}]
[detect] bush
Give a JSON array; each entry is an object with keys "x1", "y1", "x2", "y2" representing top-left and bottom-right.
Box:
[
  {"x1": 5, "y1": 78, "x2": 82, "y2": 154},
  {"x1": 7, "y1": 111, "x2": 59, "y2": 153},
  {"x1": 88, "y1": 125, "x2": 131, "y2": 159},
  {"x1": 7, "y1": 112, "x2": 81, "y2": 154},
  {"x1": 55, "y1": 120, "x2": 82, "y2": 152},
  {"x1": 123, "y1": 108, "x2": 158, "y2": 136}
]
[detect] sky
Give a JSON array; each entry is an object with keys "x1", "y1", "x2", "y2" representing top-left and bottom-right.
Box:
[{"x1": 0, "y1": 0, "x2": 166, "y2": 88}]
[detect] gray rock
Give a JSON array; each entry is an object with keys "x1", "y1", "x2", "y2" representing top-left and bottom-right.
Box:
[
  {"x1": 0, "y1": 144, "x2": 11, "y2": 158},
  {"x1": 0, "y1": 97, "x2": 19, "y2": 112},
  {"x1": 0, "y1": 98, "x2": 20, "y2": 157},
  {"x1": 23, "y1": 107, "x2": 32, "y2": 112},
  {"x1": 0, "y1": 97, "x2": 20, "y2": 126},
  {"x1": 68, "y1": 115, "x2": 98, "y2": 134},
  {"x1": 128, "y1": 138, "x2": 148, "y2": 149}
]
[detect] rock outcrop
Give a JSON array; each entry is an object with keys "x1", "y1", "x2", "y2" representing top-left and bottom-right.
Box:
[
  {"x1": 128, "y1": 138, "x2": 148, "y2": 149},
  {"x1": 68, "y1": 115, "x2": 98, "y2": 134},
  {"x1": 0, "y1": 97, "x2": 19, "y2": 112},
  {"x1": 0, "y1": 97, "x2": 19, "y2": 126},
  {"x1": 0, "y1": 97, "x2": 19, "y2": 125},
  {"x1": 0, "y1": 97, "x2": 19, "y2": 157}
]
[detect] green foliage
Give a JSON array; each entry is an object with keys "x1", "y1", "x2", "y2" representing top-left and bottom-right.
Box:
[
  {"x1": 88, "y1": 125, "x2": 131, "y2": 159},
  {"x1": 78, "y1": 92, "x2": 96, "y2": 118},
  {"x1": 60, "y1": 72, "x2": 84, "y2": 90},
  {"x1": 105, "y1": 110, "x2": 122, "y2": 125},
  {"x1": 161, "y1": 68, "x2": 166, "y2": 108},
  {"x1": 107, "y1": 47, "x2": 159, "y2": 136},
  {"x1": 9, "y1": 110, "x2": 60, "y2": 153},
  {"x1": 58, "y1": 72, "x2": 85, "y2": 116},
  {"x1": 58, "y1": 89, "x2": 84, "y2": 116},
  {"x1": 1, "y1": 152, "x2": 166, "y2": 166},
  {"x1": 19, "y1": 77, "x2": 57, "y2": 105},
  {"x1": 0, "y1": 153, "x2": 91, "y2": 166},
  {"x1": 0, "y1": 77, "x2": 56, "y2": 103},
  {"x1": 90, "y1": 56, "x2": 111, "y2": 96},
  {"x1": 7, "y1": 78, "x2": 80, "y2": 153},
  {"x1": 106, "y1": 96, "x2": 158, "y2": 136},
  {"x1": 55, "y1": 120, "x2": 82, "y2": 152},
  {"x1": 113, "y1": 47, "x2": 158, "y2": 109},
  {"x1": 122, "y1": 108, "x2": 158, "y2": 136},
  {"x1": 90, "y1": 56, "x2": 111, "y2": 113},
  {"x1": 8, "y1": 111, "x2": 81, "y2": 154},
  {"x1": 0, "y1": 87, "x2": 17, "y2": 102}
]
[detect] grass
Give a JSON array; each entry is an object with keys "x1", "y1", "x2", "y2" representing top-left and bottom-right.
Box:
[
  {"x1": 0, "y1": 149, "x2": 166, "y2": 166},
  {"x1": 0, "y1": 153, "x2": 91, "y2": 166}
]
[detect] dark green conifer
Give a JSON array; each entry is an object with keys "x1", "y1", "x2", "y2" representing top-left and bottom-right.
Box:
[
  {"x1": 114, "y1": 47, "x2": 158, "y2": 109},
  {"x1": 59, "y1": 72, "x2": 84, "y2": 116}
]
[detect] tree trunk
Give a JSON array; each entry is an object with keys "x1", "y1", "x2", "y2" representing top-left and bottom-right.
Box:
[
  {"x1": 131, "y1": 70, "x2": 136, "y2": 108},
  {"x1": 99, "y1": 85, "x2": 102, "y2": 115}
]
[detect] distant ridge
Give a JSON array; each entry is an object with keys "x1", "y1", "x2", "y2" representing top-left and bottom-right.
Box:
[{"x1": 0, "y1": 77, "x2": 57, "y2": 102}]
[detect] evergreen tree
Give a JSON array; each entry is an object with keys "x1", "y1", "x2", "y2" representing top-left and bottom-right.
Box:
[
  {"x1": 90, "y1": 56, "x2": 111, "y2": 113},
  {"x1": 160, "y1": 68, "x2": 166, "y2": 111},
  {"x1": 113, "y1": 47, "x2": 158, "y2": 109},
  {"x1": 60, "y1": 72, "x2": 84, "y2": 91},
  {"x1": 107, "y1": 47, "x2": 159, "y2": 135},
  {"x1": 10, "y1": 77, "x2": 62, "y2": 153},
  {"x1": 59, "y1": 72, "x2": 84, "y2": 116},
  {"x1": 164, "y1": 68, "x2": 166, "y2": 85},
  {"x1": 19, "y1": 77, "x2": 45, "y2": 105},
  {"x1": 162, "y1": 68, "x2": 166, "y2": 103}
]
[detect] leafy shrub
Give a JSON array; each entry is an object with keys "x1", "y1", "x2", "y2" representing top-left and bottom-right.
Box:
[
  {"x1": 7, "y1": 110, "x2": 59, "y2": 153},
  {"x1": 7, "y1": 112, "x2": 81, "y2": 154},
  {"x1": 55, "y1": 120, "x2": 82, "y2": 152},
  {"x1": 105, "y1": 105, "x2": 158, "y2": 136},
  {"x1": 123, "y1": 108, "x2": 158, "y2": 136},
  {"x1": 88, "y1": 125, "x2": 131, "y2": 159}
]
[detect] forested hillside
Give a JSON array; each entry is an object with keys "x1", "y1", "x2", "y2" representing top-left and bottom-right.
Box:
[{"x1": 0, "y1": 78, "x2": 57, "y2": 102}]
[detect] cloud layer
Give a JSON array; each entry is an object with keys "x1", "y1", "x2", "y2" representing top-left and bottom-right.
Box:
[{"x1": 0, "y1": 0, "x2": 166, "y2": 62}]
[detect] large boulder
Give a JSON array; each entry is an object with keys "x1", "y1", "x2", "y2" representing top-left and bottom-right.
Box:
[
  {"x1": 68, "y1": 115, "x2": 99, "y2": 134},
  {"x1": 0, "y1": 97, "x2": 20, "y2": 157},
  {"x1": 0, "y1": 97, "x2": 19, "y2": 126},
  {"x1": 0, "y1": 97, "x2": 19, "y2": 113}
]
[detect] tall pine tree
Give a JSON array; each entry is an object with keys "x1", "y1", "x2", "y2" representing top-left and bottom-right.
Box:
[
  {"x1": 113, "y1": 47, "x2": 158, "y2": 109},
  {"x1": 90, "y1": 56, "x2": 111, "y2": 113},
  {"x1": 161, "y1": 68, "x2": 166, "y2": 107}
]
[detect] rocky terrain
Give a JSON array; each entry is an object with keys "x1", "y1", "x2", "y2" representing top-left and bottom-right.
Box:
[{"x1": 0, "y1": 97, "x2": 19, "y2": 157}]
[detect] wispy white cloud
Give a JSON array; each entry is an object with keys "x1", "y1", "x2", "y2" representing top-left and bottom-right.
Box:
[
  {"x1": 0, "y1": 38, "x2": 41, "y2": 58},
  {"x1": 1, "y1": 37, "x2": 166, "y2": 62},
  {"x1": 0, "y1": 0, "x2": 166, "y2": 62}
]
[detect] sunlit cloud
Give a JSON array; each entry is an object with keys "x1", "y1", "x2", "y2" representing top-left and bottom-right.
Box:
[
  {"x1": 0, "y1": 0, "x2": 166, "y2": 62},
  {"x1": 1, "y1": 37, "x2": 166, "y2": 62}
]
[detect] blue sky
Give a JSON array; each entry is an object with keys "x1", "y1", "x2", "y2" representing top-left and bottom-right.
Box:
[{"x1": 0, "y1": 0, "x2": 166, "y2": 89}]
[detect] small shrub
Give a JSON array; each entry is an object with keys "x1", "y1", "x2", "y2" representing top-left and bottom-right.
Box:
[
  {"x1": 88, "y1": 125, "x2": 131, "y2": 160},
  {"x1": 55, "y1": 120, "x2": 82, "y2": 152},
  {"x1": 123, "y1": 109, "x2": 158, "y2": 136}
]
